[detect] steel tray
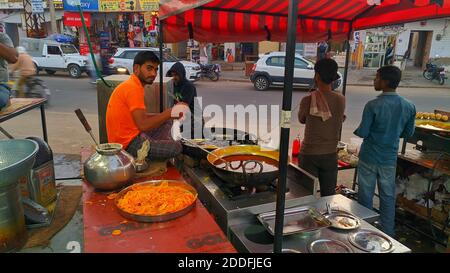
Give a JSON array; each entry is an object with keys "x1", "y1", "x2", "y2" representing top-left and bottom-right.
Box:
[
  {"x1": 114, "y1": 180, "x2": 197, "y2": 223},
  {"x1": 257, "y1": 206, "x2": 331, "y2": 236}
]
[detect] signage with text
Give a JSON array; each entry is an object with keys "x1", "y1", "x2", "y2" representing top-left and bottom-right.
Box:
[
  {"x1": 63, "y1": 0, "x2": 99, "y2": 11},
  {"x1": 139, "y1": 0, "x2": 158, "y2": 11},
  {"x1": 63, "y1": 11, "x2": 91, "y2": 27},
  {"x1": 99, "y1": 0, "x2": 136, "y2": 12},
  {"x1": 31, "y1": 0, "x2": 44, "y2": 14}
]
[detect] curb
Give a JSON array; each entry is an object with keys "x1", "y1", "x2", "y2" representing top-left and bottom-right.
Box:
[{"x1": 217, "y1": 77, "x2": 450, "y2": 89}]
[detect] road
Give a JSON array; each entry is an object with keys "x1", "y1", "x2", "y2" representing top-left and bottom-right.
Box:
[{"x1": 1, "y1": 73, "x2": 449, "y2": 155}]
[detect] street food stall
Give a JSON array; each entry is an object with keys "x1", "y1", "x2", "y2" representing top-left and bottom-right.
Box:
[
  {"x1": 2, "y1": 0, "x2": 450, "y2": 254},
  {"x1": 156, "y1": 0, "x2": 450, "y2": 253}
]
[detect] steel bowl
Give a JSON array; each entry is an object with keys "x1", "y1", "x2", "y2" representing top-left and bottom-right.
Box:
[
  {"x1": 0, "y1": 139, "x2": 39, "y2": 252},
  {"x1": 114, "y1": 180, "x2": 197, "y2": 222},
  {"x1": 207, "y1": 145, "x2": 279, "y2": 187}
]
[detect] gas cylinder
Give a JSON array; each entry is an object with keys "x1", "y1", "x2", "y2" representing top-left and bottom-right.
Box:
[{"x1": 19, "y1": 137, "x2": 57, "y2": 209}]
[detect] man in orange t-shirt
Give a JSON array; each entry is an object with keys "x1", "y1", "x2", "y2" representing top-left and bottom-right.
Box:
[{"x1": 106, "y1": 51, "x2": 185, "y2": 160}]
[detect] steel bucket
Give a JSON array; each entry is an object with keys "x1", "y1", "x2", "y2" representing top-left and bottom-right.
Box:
[
  {"x1": 0, "y1": 139, "x2": 39, "y2": 252},
  {"x1": 207, "y1": 145, "x2": 279, "y2": 187}
]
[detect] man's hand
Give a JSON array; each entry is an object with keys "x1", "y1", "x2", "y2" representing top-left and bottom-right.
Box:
[{"x1": 170, "y1": 102, "x2": 190, "y2": 120}]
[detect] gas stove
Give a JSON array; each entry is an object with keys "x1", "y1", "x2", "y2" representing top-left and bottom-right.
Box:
[
  {"x1": 179, "y1": 158, "x2": 403, "y2": 253},
  {"x1": 182, "y1": 161, "x2": 319, "y2": 236}
]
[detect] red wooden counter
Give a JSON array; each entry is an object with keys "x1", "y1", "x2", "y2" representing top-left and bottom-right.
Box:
[{"x1": 82, "y1": 150, "x2": 236, "y2": 253}]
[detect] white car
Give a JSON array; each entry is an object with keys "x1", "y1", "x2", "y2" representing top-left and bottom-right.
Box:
[
  {"x1": 109, "y1": 47, "x2": 201, "y2": 82},
  {"x1": 21, "y1": 38, "x2": 89, "y2": 78},
  {"x1": 250, "y1": 52, "x2": 342, "y2": 91}
]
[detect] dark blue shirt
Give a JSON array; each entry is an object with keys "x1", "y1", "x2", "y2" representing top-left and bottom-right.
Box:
[{"x1": 354, "y1": 92, "x2": 416, "y2": 166}]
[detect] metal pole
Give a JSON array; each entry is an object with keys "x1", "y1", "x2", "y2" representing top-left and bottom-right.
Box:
[
  {"x1": 342, "y1": 23, "x2": 353, "y2": 97},
  {"x1": 40, "y1": 104, "x2": 48, "y2": 143},
  {"x1": 273, "y1": 0, "x2": 298, "y2": 254},
  {"x1": 339, "y1": 23, "x2": 353, "y2": 141},
  {"x1": 48, "y1": 0, "x2": 58, "y2": 34},
  {"x1": 159, "y1": 19, "x2": 164, "y2": 113}
]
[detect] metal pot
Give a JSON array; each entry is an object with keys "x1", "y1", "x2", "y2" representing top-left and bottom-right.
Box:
[
  {"x1": 84, "y1": 143, "x2": 136, "y2": 191},
  {"x1": 206, "y1": 145, "x2": 279, "y2": 187}
]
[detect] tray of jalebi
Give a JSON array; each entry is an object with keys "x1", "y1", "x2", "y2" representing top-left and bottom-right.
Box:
[{"x1": 114, "y1": 180, "x2": 198, "y2": 222}]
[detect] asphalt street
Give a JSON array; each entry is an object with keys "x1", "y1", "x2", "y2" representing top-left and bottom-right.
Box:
[{"x1": 1, "y1": 72, "x2": 449, "y2": 155}]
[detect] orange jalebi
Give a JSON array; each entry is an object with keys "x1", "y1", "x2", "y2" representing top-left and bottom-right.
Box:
[{"x1": 116, "y1": 182, "x2": 196, "y2": 216}]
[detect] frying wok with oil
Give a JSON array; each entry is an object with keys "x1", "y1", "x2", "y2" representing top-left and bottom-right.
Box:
[{"x1": 207, "y1": 145, "x2": 279, "y2": 187}]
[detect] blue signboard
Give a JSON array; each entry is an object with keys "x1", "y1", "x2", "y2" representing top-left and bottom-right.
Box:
[{"x1": 63, "y1": 0, "x2": 99, "y2": 11}]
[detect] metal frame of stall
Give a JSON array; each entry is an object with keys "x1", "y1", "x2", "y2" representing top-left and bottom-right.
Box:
[
  {"x1": 156, "y1": 1, "x2": 371, "y2": 253},
  {"x1": 154, "y1": 0, "x2": 449, "y2": 253}
]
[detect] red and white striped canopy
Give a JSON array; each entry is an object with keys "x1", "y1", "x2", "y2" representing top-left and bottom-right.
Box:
[{"x1": 159, "y1": 0, "x2": 450, "y2": 42}]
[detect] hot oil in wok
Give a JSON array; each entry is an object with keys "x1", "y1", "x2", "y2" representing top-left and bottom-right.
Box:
[{"x1": 214, "y1": 155, "x2": 279, "y2": 174}]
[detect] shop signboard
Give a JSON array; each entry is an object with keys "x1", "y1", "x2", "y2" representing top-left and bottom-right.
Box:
[
  {"x1": 63, "y1": 11, "x2": 91, "y2": 27},
  {"x1": 53, "y1": 0, "x2": 64, "y2": 9},
  {"x1": 63, "y1": 0, "x2": 99, "y2": 11},
  {"x1": 303, "y1": 43, "x2": 318, "y2": 57},
  {"x1": 0, "y1": 0, "x2": 23, "y2": 9},
  {"x1": 140, "y1": 0, "x2": 158, "y2": 11},
  {"x1": 99, "y1": 0, "x2": 137, "y2": 11},
  {"x1": 31, "y1": 0, "x2": 44, "y2": 14}
]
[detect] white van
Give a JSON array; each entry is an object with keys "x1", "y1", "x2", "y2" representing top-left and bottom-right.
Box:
[{"x1": 20, "y1": 38, "x2": 89, "y2": 78}]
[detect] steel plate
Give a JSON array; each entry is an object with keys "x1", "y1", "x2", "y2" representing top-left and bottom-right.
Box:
[
  {"x1": 348, "y1": 229, "x2": 394, "y2": 253},
  {"x1": 308, "y1": 239, "x2": 353, "y2": 253},
  {"x1": 114, "y1": 180, "x2": 197, "y2": 223},
  {"x1": 325, "y1": 213, "x2": 361, "y2": 230}
]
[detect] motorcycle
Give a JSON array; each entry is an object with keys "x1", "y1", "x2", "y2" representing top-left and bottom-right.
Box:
[
  {"x1": 423, "y1": 59, "x2": 447, "y2": 85},
  {"x1": 8, "y1": 75, "x2": 51, "y2": 103},
  {"x1": 199, "y1": 63, "x2": 221, "y2": 81}
]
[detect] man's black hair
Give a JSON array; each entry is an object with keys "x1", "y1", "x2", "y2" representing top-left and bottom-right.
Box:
[
  {"x1": 377, "y1": 65, "x2": 402, "y2": 89},
  {"x1": 133, "y1": 51, "x2": 160, "y2": 66},
  {"x1": 314, "y1": 58, "x2": 340, "y2": 84}
]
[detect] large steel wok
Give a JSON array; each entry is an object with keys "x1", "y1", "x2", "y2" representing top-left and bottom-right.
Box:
[
  {"x1": 182, "y1": 127, "x2": 257, "y2": 160},
  {"x1": 207, "y1": 145, "x2": 279, "y2": 187}
]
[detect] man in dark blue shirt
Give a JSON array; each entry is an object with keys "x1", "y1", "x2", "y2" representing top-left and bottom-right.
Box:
[{"x1": 354, "y1": 65, "x2": 416, "y2": 237}]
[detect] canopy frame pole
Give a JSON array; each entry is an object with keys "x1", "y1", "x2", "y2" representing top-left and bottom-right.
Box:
[
  {"x1": 159, "y1": 19, "x2": 164, "y2": 113},
  {"x1": 273, "y1": 0, "x2": 298, "y2": 254},
  {"x1": 342, "y1": 22, "x2": 353, "y2": 97}
]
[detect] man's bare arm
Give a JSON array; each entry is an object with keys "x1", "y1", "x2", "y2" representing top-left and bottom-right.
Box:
[
  {"x1": 0, "y1": 43, "x2": 18, "y2": 63},
  {"x1": 132, "y1": 108, "x2": 172, "y2": 132}
]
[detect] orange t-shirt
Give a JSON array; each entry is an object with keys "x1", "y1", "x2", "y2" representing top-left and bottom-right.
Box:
[{"x1": 106, "y1": 74, "x2": 146, "y2": 149}]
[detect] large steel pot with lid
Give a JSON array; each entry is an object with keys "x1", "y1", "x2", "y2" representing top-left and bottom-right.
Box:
[
  {"x1": 84, "y1": 143, "x2": 136, "y2": 191},
  {"x1": 206, "y1": 145, "x2": 279, "y2": 187}
]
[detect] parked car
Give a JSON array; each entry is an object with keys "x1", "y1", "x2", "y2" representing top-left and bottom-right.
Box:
[
  {"x1": 250, "y1": 51, "x2": 342, "y2": 91},
  {"x1": 109, "y1": 47, "x2": 201, "y2": 82},
  {"x1": 20, "y1": 38, "x2": 88, "y2": 78}
]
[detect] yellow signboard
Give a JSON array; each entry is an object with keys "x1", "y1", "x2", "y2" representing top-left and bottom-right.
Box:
[
  {"x1": 99, "y1": 0, "x2": 137, "y2": 12},
  {"x1": 140, "y1": 0, "x2": 158, "y2": 11}
]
